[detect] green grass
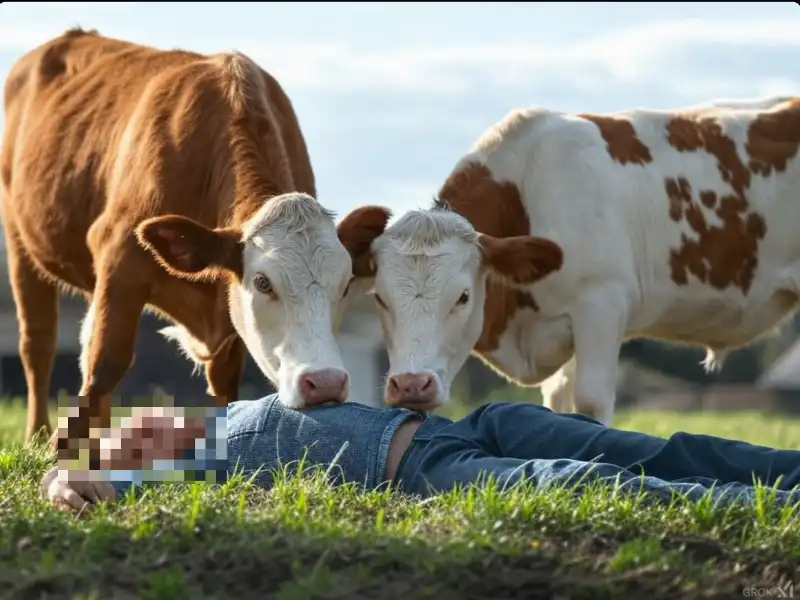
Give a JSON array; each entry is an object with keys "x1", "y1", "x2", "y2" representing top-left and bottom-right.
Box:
[{"x1": 0, "y1": 396, "x2": 798, "y2": 599}]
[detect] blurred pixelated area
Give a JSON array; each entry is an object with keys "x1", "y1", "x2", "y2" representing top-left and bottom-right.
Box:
[{"x1": 56, "y1": 395, "x2": 227, "y2": 484}]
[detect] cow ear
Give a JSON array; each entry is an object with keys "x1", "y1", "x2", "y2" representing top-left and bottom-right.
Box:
[
  {"x1": 478, "y1": 234, "x2": 563, "y2": 285},
  {"x1": 136, "y1": 215, "x2": 244, "y2": 281},
  {"x1": 337, "y1": 205, "x2": 392, "y2": 278}
]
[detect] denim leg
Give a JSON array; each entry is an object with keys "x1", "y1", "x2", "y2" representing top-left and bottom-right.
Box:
[
  {"x1": 404, "y1": 440, "x2": 800, "y2": 507},
  {"x1": 634, "y1": 432, "x2": 800, "y2": 490},
  {"x1": 446, "y1": 402, "x2": 800, "y2": 489},
  {"x1": 451, "y1": 402, "x2": 665, "y2": 464}
]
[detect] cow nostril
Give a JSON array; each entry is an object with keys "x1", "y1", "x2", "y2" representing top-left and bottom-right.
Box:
[
  {"x1": 303, "y1": 376, "x2": 316, "y2": 391},
  {"x1": 421, "y1": 377, "x2": 433, "y2": 392},
  {"x1": 388, "y1": 378, "x2": 399, "y2": 393}
]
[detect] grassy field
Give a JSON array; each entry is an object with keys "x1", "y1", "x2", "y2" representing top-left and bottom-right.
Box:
[{"x1": 0, "y1": 396, "x2": 798, "y2": 600}]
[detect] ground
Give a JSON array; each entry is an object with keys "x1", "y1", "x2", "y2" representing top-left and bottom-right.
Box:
[{"x1": 0, "y1": 396, "x2": 798, "y2": 600}]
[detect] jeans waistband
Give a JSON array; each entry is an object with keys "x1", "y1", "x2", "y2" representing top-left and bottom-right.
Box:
[{"x1": 394, "y1": 414, "x2": 452, "y2": 493}]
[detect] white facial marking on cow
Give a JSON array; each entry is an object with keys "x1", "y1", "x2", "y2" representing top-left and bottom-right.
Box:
[
  {"x1": 370, "y1": 210, "x2": 488, "y2": 410},
  {"x1": 137, "y1": 193, "x2": 392, "y2": 409},
  {"x1": 230, "y1": 193, "x2": 353, "y2": 408},
  {"x1": 367, "y1": 206, "x2": 563, "y2": 411}
]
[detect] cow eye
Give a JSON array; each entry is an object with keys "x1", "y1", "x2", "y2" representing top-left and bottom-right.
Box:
[
  {"x1": 456, "y1": 290, "x2": 470, "y2": 306},
  {"x1": 253, "y1": 273, "x2": 275, "y2": 297}
]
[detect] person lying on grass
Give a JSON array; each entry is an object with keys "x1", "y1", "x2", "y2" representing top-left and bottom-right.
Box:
[{"x1": 42, "y1": 395, "x2": 800, "y2": 513}]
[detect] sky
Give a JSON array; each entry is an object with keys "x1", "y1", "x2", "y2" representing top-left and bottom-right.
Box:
[{"x1": 0, "y1": 1, "x2": 798, "y2": 222}]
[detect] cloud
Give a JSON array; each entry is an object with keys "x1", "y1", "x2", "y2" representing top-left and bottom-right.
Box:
[
  {"x1": 333, "y1": 180, "x2": 441, "y2": 225},
  {"x1": 241, "y1": 17, "x2": 800, "y2": 98},
  {"x1": 0, "y1": 1, "x2": 139, "y2": 16},
  {"x1": 0, "y1": 6, "x2": 795, "y2": 220},
  {"x1": 32, "y1": 1, "x2": 139, "y2": 10},
  {"x1": 0, "y1": 9, "x2": 138, "y2": 51},
  {"x1": 1, "y1": 8, "x2": 794, "y2": 101},
  {"x1": 0, "y1": 25, "x2": 70, "y2": 51}
]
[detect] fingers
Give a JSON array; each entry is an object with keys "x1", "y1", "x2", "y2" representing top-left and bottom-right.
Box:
[
  {"x1": 65, "y1": 472, "x2": 102, "y2": 503},
  {"x1": 95, "y1": 482, "x2": 118, "y2": 503},
  {"x1": 47, "y1": 477, "x2": 91, "y2": 513},
  {"x1": 44, "y1": 468, "x2": 118, "y2": 514},
  {"x1": 81, "y1": 480, "x2": 101, "y2": 503},
  {"x1": 40, "y1": 466, "x2": 59, "y2": 493},
  {"x1": 61, "y1": 485, "x2": 92, "y2": 513},
  {"x1": 72, "y1": 478, "x2": 117, "y2": 504}
]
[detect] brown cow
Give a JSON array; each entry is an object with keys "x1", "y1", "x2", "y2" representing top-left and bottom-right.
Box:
[{"x1": 0, "y1": 28, "x2": 390, "y2": 451}]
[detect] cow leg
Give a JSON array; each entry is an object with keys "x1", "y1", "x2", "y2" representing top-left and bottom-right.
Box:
[
  {"x1": 569, "y1": 289, "x2": 627, "y2": 426},
  {"x1": 540, "y1": 357, "x2": 576, "y2": 413},
  {"x1": 61, "y1": 262, "x2": 151, "y2": 461},
  {"x1": 5, "y1": 235, "x2": 58, "y2": 442}
]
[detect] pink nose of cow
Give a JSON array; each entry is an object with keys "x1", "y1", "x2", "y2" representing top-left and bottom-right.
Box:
[
  {"x1": 299, "y1": 369, "x2": 349, "y2": 407},
  {"x1": 385, "y1": 373, "x2": 438, "y2": 409}
]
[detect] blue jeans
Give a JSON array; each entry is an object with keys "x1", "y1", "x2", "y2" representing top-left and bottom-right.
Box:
[
  {"x1": 108, "y1": 396, "x2": 800, "y2": 508},
  {"x1": 396, "y1": 403, "x2": 800, "y2": 506}
]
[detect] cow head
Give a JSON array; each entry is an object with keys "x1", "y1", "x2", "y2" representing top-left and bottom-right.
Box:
[
  {"x1": 350, "y1": 204, "x2": 563, "y2": 411},
  {"x1": 136, "y1": 192, "x2": 391, "y2": 409}
]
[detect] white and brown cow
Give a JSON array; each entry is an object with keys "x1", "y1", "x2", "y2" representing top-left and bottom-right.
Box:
[{"x1": 353, "y1": 96, "x2": 800, "y2": 424}]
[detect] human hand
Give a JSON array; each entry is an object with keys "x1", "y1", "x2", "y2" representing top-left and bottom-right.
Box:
[{"x1": 41, "y1": 466, "x2": 117, "y2": 514}]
